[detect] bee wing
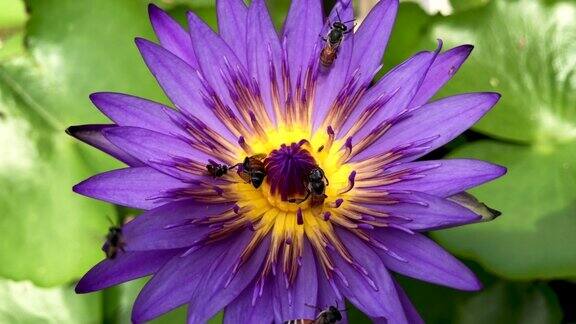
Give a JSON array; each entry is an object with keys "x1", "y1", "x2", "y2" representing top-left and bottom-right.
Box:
[
  {"x1": 251, "y1": 153, "x2": 267, "y2": 161},
  {"x1": 236, "y1": 170, "x2": 252, "y2": 183}
]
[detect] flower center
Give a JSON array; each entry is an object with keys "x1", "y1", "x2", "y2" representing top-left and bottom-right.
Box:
[{"x1": 265, "y1": 141, "x2": 317, "y2": 202}]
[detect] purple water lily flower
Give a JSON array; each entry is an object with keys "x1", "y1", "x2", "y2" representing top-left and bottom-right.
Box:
[{"x1": 69, "y1": 0, "x2": 506, "y2": 323}]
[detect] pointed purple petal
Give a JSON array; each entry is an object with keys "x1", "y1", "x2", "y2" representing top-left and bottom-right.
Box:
[
  {"x1": 273, "y1": 240, "x2": 318, "y2": 322},
  {"x1": 123, "y1": 200, "x2": 234, "y2": 251},
  {"x1": 90, "y1": 92, "x2": 186, "y2": 138},
  {"x1": 349, "y1": 0, "x2": 398, "y2": 85},
  {"x1": 373, "y1": 228, "x2": 482, "y2": 291},
  {"x1": 66, "y1": 124, "x2": 143, "y2": 166},
  {"x1": 312, "y1": 0, "x2": 355, "y2": 131},
  {"x1": 187, "y1": 11, "x2": 249, "y2": 129},
  {"x1": 332, "y1": 229, "x2": 407, "y2": 323},
  {"x1": 246, "y1": 0, "x2": 282, "y2": 125},
  {"x1": 282, "y1": 0, "x2": 323, "y2": 89},
  {"x1": 394, "y1": 281, "x2": 424, "y2": 324},
  {"x1": 410, "y1": 45, "x2": 473, "y2": 108},
  {"x1": 217, "y1": 0, "x2": 249, "y2": 66},
  {"x1": 135, "y1": 38, "x2": 236, "y2": 142},
  {"x1": 363, "y1": 191, "x2": 481, "y2": 231},
  {"x1": 371, "y1": 281, "x2": 423, "y2": 324},
  {"x1": 73, "y1": 167, "x2": 186, "y2": 209},
  {"x1": 103, "y1": 126, "x2": 212, "y2": 181},
  {"x1": 75, "y1": 249, "x2": 182, "y2": 293},
  {"x1": 352, "y1": 92, "x2": 501, "y2": 162},
  {"x1": 223, "y1": 280, "x2": 274, "y2": 324},
  {"x1": 340, "y1": 43, "x2": 441, "y2": 139},
  {"x1": 148, "y1": 4, "x2": 198, "y2": 69},
  {"x1": 187, "y1": 234, "x2": 269, "y2": 323},
  {"x1": 132, "y1": 235, "x2": 239, "y2": 322},
  {"x1": 316, "y1": 266, "x2": 348, "y2": 323},
  {"x1": 382, "y1": 159, "x2": 506, "y2": 198}
]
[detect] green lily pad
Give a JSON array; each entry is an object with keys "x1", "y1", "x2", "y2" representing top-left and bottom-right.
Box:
[
  {"x1": 423, "y1": 0, "x2": 576, "y2": 144},
  {"x1": 398, "y1": 272, "x2": 562, "y2": 324},
  {"x1": 0, "y1": 0, "x2": 27, "y2": 29},
  {"x1": 449, "y1": 0, "x2": 491, "y2": 13},
  {"x1": 383, "y1": 2, "x2": 434, "y2": 72},
  {"x1": 0, "y1": 0, "x2": 170, "y2": 287},
  {"x1": 433, "y1": 140, "x2": 576, "y2": 279},
  {"x1": 0, "y1": 278, "x2": 101, "y2": 323},
  {"x1": 0, "y1": 81, "x2": 116, "y2": 287}
]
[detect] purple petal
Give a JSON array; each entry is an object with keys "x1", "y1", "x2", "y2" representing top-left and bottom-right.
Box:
[
  {"x1": 316, "y1": 266, "x2": 348, "y2": 323},
  {"x1": 66, "y1": 124, "x2": 143, "y2": 166},
  {"x1": 223, "y1": 279, "x2": 274, "y2": 324},
  {"x1": 351, "y1": 92, "x2": 501, "y2": 162},
  {"x1": 187, "y1": 234, "x2": 270, "y2": 323},
  {"x1": 332, "y1": 228, "x2": 407, "y2": 323},
  {"x1": 73, "y1": 167, "x2": 187, "y2": 209},
  {"x1": 373, "y1": 228, "x2": 482, "y2": 291},
  {"x1": 273, "y1": 240, "x2": 318, "y2": 322},
  {"x1": 409, "y1": 45, "x2": 473, "y2": 108},
  {"x1": 362, "y1": 191, "x2": 481, "y2": 231},
  {"x1": 282, "y1": 0, "x2": 323, "y2": 90},
  {"x1": 123, "y1": 200, "x2": 234, "y2": 251},
  {"x1": 371, "y1": 281, "x2": 423, "y2": 324},
  {"x1": 312, "y1": 0, "x2": 355, "y2": 131},
  {"x1": 246, "y1": 0, "x2": 282, "y2": 125},
  {"x1": 217, "y1": 0, "x2": 249, "y2": 66},
  {"x1": 349, "y1": 0, "x2": 398, "y2": 85},
  {"x1": 103, "y1": 126, "x2": 212, "y2": 181},
  {"x1": 382, "y1": 159, "x2": 506, "y2": 198},
  {"x1": 148, "y1": 4, "x2": 198, "y2": 69},
  {"x1": 90, "y1": 92, "x2": 186, "y2": 138},
  {"x1": 394, "y1": 281, "x2": 423, "y2": 324},
  {"x1": 187, "y1": 11, "x2": 249, "y2": 129},
  {"x1": 134, "y1": 38, "x2": 236, "y2": 142},
  {"x1": 75, "y1": 249, "x2": 182, "y2": 293},
  {"x1": 132, "y1": 234, "x2": 245, "y2": 322},
  {"x1": 340, "y1": 42, "x2": 441, "y2": 140}
]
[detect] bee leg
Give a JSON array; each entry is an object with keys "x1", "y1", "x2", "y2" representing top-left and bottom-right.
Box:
[
  {"x1": 324, "y1": 174, "x2": 330, "y2": 186},
  {"x1": 289, "y1": 191, "x2": 311, "y2": 204},
  {"x1": 229, "y1": 163, "x2": 242, "y2": 170}
]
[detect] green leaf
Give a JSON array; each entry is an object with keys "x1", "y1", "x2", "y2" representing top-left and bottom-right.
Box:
[
  {"x1": 0, "y1": 81, "x2": 116, "y2": 286},
  {"x1": 449, "y1": 0, "x2": 491, "y2": 13},
  {"x1": 383, "y1": 2, "x2": 434, "y2": 72},
  {"x1": 0, "y1": 0, "x2": 27, "y2": 29},
  {"x1": 422, "y1": 0, "x2": 576, "y2": 144},
  {"x1": 0, "y1": 278, "x2": 102, "y2": 323},
  {"x1": 0, "y1": 0, "x2": 169, "y2": 286},
  {"x1": 4, "y1": 0, "x2": 166, "y2": 127},
  {"x1": 433, "y1": 140, "x2": 576, "y2": 279},
  {"x1": 399, "y1": 273, "x2": 562, "y2": 324}
]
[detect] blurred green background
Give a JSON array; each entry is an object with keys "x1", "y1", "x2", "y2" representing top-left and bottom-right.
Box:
[{"x1": 0, "y1": 0, "x2": 574, "y2": 323}]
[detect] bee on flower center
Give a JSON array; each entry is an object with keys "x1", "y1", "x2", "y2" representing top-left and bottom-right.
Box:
[
  {"x1": 289, "y1": 166, "x2": 329, "y2": 207},
  {"x1": 236, "y1": 154, "x2": 267, "y2": 189},
  {"x1": 320, "y1": 13, "x2": 355, "y2": 68}
]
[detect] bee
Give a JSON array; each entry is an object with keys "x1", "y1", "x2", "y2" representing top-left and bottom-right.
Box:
[
  {"x1": 103, "y1": 223, "x2": 126, "y2": 260},
  {"x1": 289, "y1": 166, "x2": 329, "y2": 207},
  {"x1": 236, "y1": 154, "x2": 267, "y2": 189},
  {"x1": 285, "y1": 305, "x2": 344, "y2": 324},
  {"x1": 206, "y1": 160, "x2": 234, "y2": 178},
  {"x1": 320, "y1": 14, "x2": 354, "y2": 67}
]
